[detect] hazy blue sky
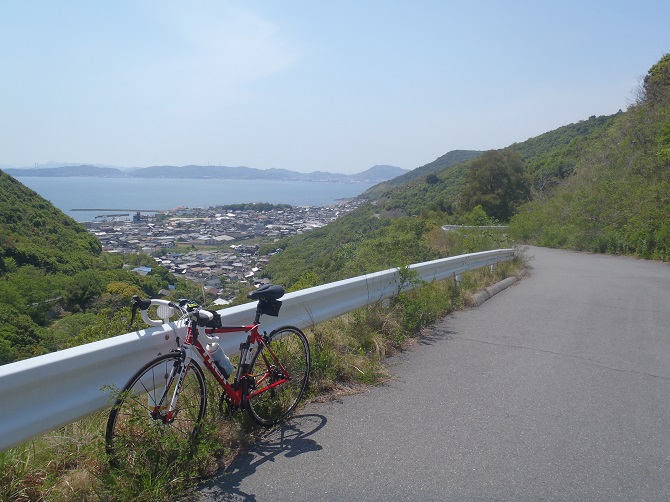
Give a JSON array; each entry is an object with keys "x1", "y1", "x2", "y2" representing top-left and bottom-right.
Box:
[{"x1": 2, "y1": 1, "x2": 669, "y2": 173}]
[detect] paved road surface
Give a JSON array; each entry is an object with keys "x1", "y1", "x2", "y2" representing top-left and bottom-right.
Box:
[{"x1": 198, "y1": 247, "x2": 670, "y2": 501}]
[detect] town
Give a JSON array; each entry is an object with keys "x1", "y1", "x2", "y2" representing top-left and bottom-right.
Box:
[{"x1": 84, "y1": 201, "x2": 361, "y2": 304}]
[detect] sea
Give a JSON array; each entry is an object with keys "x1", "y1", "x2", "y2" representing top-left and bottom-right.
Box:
[{"x1": 16, "y1": 176, "x2": 376, "y2": 222}]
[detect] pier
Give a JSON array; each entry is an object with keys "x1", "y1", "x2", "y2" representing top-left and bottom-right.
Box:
[{"x1": 71, "y1": 208, "x2": 162, "y2": 212}]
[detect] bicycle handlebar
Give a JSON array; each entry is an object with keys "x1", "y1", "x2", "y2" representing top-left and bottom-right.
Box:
[
  {"x1": 129, "y1": 296, "x2": 221, "y2": 344},
  {"x1": 130, "y1": 284, "x2": 283, "y2": 329},
  {"x1": 130, "y1": 295, "x2": 179, "y2": 326}
]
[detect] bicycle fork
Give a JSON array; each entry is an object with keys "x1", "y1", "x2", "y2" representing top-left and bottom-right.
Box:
[{"x1": 152, "y1": 350, "x2": 192, "y2": 424}]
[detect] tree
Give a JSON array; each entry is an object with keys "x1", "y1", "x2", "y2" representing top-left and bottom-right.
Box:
[
  {"x1": 460, "y1": 149, "x2": 531, "y2": 222},
  {"x1": 641, "y1": 53, "x2": 670, "y2": 104},
  {"x1": 63, "y1": 269, "x2": 105, "y2": 312},
  {"x1": 425, "y1": 173, "x2": 440, "y2": 185},
  {"x1": 462, "y1": 205, "x2": 492, "y2": 226}
]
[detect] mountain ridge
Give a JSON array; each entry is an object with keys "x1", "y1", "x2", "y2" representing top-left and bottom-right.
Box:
[{"x1": 3, "y1": 163, "x2": 409, "y2": 184}]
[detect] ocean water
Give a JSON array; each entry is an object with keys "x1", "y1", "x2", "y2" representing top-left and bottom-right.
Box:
[{"x1": 16, "y1": 176, "x2": 375, "y2": 222}]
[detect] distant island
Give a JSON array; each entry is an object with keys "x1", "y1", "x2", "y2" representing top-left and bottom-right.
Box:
[{"x1": 3, "y1": 163, "x2": 409, "y2": 184}]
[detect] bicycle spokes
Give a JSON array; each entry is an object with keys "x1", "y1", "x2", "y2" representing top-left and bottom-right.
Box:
[
  {"x1": 246, "y1": 327, "x2": 310, "y2": 426},
  {"x1": 106, "y1": 354, "x2": 207, "y2": 475},
  {"x1": 107, "y1": 286, "x2": 312, "y2": 472}
]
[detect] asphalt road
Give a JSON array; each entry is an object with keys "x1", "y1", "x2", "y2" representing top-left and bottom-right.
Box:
[{"x1": 197, "y1": 246, "x2": 670, "y2": 501}]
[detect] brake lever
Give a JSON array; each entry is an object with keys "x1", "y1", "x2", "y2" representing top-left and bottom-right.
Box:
[
  {"x1": 129, "y1": 296, "x2": 139, "y2": 327},
  {"x1": 129, "y1": 295, "x2": 153, "y2": 327}
]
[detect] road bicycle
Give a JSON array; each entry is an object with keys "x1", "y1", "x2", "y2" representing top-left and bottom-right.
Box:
[{"x1": 105, "y1": 284, "x2": 310, "y2": 472}]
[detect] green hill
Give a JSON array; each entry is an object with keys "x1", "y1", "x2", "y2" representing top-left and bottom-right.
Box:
[
  {"x1": 509, "y1": 113, "x2": 619, "y2": 191},
  {"x1": 0, "y1": 171, "x2": 187, "y2": 364},
  {"x1": 358, "y1": 114, "x2": 616, "y2": 218},
  {"x1": 510, "y1": 54, "x2": 670, "y2": 259},
  {"x1": 361, "y1": 149, "x2": 482, "y2": 200},
  {"x1": 0, "y1": 170, "x2": 103, "y2": 275},
  {"x1": 262, "y1": 117, "x2": 621, "y2": 287},
  {"x1": 266, "y1": 54, "x2": 670, "y2": 289}
]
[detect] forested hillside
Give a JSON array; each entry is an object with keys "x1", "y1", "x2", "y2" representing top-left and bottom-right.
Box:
[
  {"x1": 357, "y1": 114, "x2": 616, "y2": 219},
  {"x1": 265, "y1": 54, "x2": 670, "y2": 289},
  {"x1": 509, "y1": 114, "x2": 619, "y2": 192},
  {"x1": 510, "y1": 53, "x2": 670, "y2": 259},
  {"x1": 0, "y1": 171, "x2": 102, "y2": 274},
  {"x1": 0, "y1": 171, "x2": 201, "y2": 364},
  {"x1": 261, "y1": 204, "x2": 443, "y2": 287},
  {"x1": 361, "y1": 149, "x2": 482, "y2": 200},
  {"x1": 264, "y1": 113, "x2": 612, "y2": 288}
]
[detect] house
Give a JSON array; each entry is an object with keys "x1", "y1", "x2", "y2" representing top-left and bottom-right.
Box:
[
  {"x1": 132, "y1": 266, "x2": 152, "y2": 276},
  {"x1": 204, "y1": 287, "x2": 220, "y2": 297}
]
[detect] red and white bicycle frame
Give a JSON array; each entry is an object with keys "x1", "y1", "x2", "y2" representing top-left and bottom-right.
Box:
[
  {"x1": 136, "y1": 298, "x2": 291, "y2": 420},
  {"x1": 175, "y1": 321, "x2": 291, "y2": 412}
]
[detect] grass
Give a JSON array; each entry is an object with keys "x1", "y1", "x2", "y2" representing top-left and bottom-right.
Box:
[{"x1": 1, "y1": 255, "x2": 524, "y2": 501}]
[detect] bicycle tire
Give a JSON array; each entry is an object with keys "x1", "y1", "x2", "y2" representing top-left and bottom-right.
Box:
[
  {"x1": 246, "y1": 326, "x2": 310, "y2": 426},
  {"x1": 105, "y1": 352, "x2": 207, "y2": 473}
]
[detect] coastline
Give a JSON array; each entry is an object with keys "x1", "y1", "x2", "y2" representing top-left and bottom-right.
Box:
[{"x1": 17, "y1": 176, "x2": 375, "y2": 222}]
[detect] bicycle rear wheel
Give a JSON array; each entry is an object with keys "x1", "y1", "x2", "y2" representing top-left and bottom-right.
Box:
[
  {"x1": 105, "y1": 352, "x2": 207, "y2": 473},
  {"x1": 246, "y1": 326, "x2": 310, "y2": 426}
]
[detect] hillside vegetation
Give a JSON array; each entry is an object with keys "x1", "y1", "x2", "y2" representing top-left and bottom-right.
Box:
[
  {"x1": 365, "y1": 149, "x2": 483, "y2": 187},
  {"x1": 264, "y1": 108, "x2": 621, "y2": 290},
  {"x1": 261, "y1": 204, "x2": 441, "y2": 288},
  {"x1": 0, "y1": 171, "x2": 102, "y2": 274},
  {"x1": 509, "y1": 114, "x2": 619, "y2": 192},
  {"x1": 510, "y1": 53, "x2": 670, "y2": 259},
  {"x1": 354, "y1": 114, "x2": 617, "y2": 221},
  {"x1": 0, "y1": 172, "x2": 203, "y2": 363},
  {"x1": 264, "y1": 55, "x2": 670, "y2": 292}
]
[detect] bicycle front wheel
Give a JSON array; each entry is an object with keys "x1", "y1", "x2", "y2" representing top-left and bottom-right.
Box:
[
  {"x1": 105, "y1": 352, "x2": 207, "y2": 473},
  {"x1": 247, "y1": 326, "x2": 310, "y2": 426}
]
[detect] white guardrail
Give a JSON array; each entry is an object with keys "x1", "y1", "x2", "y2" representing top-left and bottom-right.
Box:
[{"x1": 0, "y1": 249, "x2": 515, "y2": 452}]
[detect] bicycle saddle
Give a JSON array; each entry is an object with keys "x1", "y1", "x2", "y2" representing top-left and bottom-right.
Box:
[{"x1": 248, "y1": 284, "x2": 285, "y2": 301}]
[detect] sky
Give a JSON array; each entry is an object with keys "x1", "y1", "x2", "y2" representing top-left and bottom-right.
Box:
[{"x1": 1, "y1": 1, "x2": 669, "y2": 174}]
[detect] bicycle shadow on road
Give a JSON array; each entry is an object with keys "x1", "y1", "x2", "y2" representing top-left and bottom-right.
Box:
[{"x1": 197, "y1": 413, "x2": 326, "y2": 501}]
